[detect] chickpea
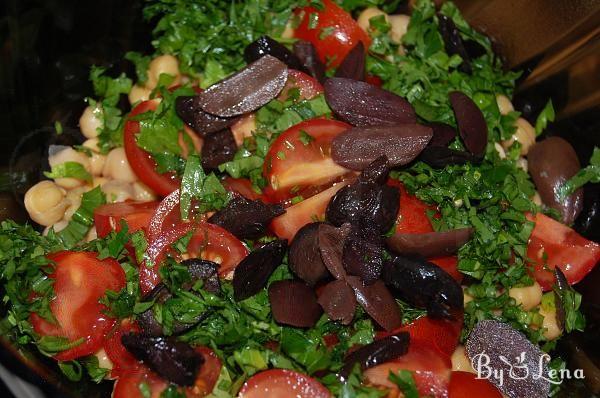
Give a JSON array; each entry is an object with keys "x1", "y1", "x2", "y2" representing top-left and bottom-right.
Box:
[
  {"x1": 24, "y1": 181, "x2": 69, "y2": 226},
  {"x1": 388, "y1": 14, "x2": 410, "y2": 44},
  {"x1": 463, "y1": 289, "x2": 474, "y2": 306},
  {"x1": 93, "y1": 176, "x2": 108, "y2": 188},
  {"x1": 64, "y1": 187, "x2": 89, "y2": 221},
  {"x1": 539, "y1": 305, "x2": 562, "y2": 340},
  {"x1": 494, "y1": 142, "x2": 506, "y2": 159},
  {"x1": 451, "y1": 345, "x2": 475, "y2": 373},
  {"x1": 94, "y1": 348, "x2": 113, "y2": 372},
  {"x1": 231, "y1": 113, "x2": 257, "y2": 147},
  {"x1": 103, "y1": 147, "x2": 138, "y2": 183},
  {"x1": 49, "y1": 146, "x2": 92, "y2": 189},
  {"x1": 101, "y1": 180, "x2": 134, "y2": 203},
  {"x1": 516, "y1": 157, "x2": 528, "y2": 172},
  {"x1": 146, "y1": 55, "x2": 181, "y2": 90},
  {"x1": 509, "y1": 281, "x2": 542, "y2": 311},
  {"x1": 496, "y1": 94, "x2": 514, "y2": 116},
  {"x1": 133, "y1": 181, "x2": 157, "y2": 202},
  {"x1": 43, "y1": 220, "x2": 69, "y2": 236},
  {"x1": 86, "y1": 227, "x2": 98, "y2": 243},
  {"x1": 79, "y1": 104, "x2": 103, "y2": 139},
  {"x1": 129, "y1": 84, "x2": 152, "y2": 106},
  {"x1": 357, "y1": 7, "x2": 388, "y2": 33},
  {"x1": 531, "y1": 191, "x2": 542, "y2": 206},
  {"x1": 89, "y1": 152, "x2": 106, "y2": 176},
  {"x1": 502, "y1": 117, "x2": 536, "y2": 156},
  {"x1": 83, "y1": 138, "x2": 101, "y2": 153}
]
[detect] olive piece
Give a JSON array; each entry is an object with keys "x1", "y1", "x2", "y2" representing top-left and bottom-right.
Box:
[
  {"x1": 386, "y1": 227, "x2": 474, "y2": 258},
  {"x1": 201, "y1": 129, "x2": 237, "y2": 170},
  {"x1": 233, "y1": 240, "x2": 287, "y2": 301},
  {"x1": 347, "y1": 276, "x2": 403, "y2": 332},
  {"x1": 268, "y1": 280, "x2": 322, "y2": 328},
  {"x1": 343, "y1": 227, "x2": 384, "y2": 284},
  {"x1": 418, "y1": 146, "x2": 480, "y2": 168},
  {"x1": 244, "y1": 35, "x2": 304, "y2": 71},
  {"x1": 427, "y1": 122, "x2": 457, "y2": 147},
  {"x1": 293, "y1": 40, "x2": 326, "y2": 84},
  {"x1": 334, "y1": 41, "x2": 365, "y2": 81},
  {"x1": 438, "y1": 14, "x2": 472, "y2": 74},
  {"x1": 340, "y1": 332, "x2": 410, "y2": 379},
  {"x1": 528, "y1": 136, "x2": 583, "y2": 224},
  {"x1": 449, "y1": 91, "x2": 488, "y2": 157},
  {"x1": 289, "y1": 222, "x2": 331, "y2": 286},
  {"x1": 317, "y1": 279, "x2": 356, "y2": 324},
  {"x1": 318, "y1": 223, "x2": 351, "y2": 279},
  {"x1": 175, "y1": 96, "x2": 238, "y2": 137}
]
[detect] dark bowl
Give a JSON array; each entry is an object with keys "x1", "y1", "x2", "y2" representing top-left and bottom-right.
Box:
[{"x1": 0, "y1": 1, "x2": 599, "y2": 397}]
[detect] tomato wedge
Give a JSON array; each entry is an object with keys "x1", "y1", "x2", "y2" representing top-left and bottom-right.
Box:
[
  {"x1": 388, "y1": 180, "x2": 436, "y2": 234},
  {"x1": 94, "y1": 201, "x2": 159, "y2": 238},
  {"x1": 238, "y1": 369, "x2": 331, "y2": 398},
  {"x1": 111, "y1": 346, "x2": 222, "y2": 398},
  {"x1": 364, "y1": 342, "x2": 451, "y2": 398},
  {"x1": 104, "y1": 319, "x2": 141, "y2": 378},
  {"x1": 527, "y1": 212, "x2": 600, "y2": 290},
  {"x1": 140, "y1": 222, "x2": 248, "y2": 295},
  {"x1": 430, "y1": 256, "x2": 462, "y2": 283},
  {"x1": 124, "y1": 100, "x2": 180, "y2": 196},
  {"x1": 263, "y1": 118, "x2": 351, "y2": 203},
  {"x1": 30, "y1": 251, "x2": 126, "y2": 361},
  {"x1": 222, "y1": 177, "x2": 263, "y2": 201},
  {"x1": 294, "y1": 0, "x2": 371, "y2": 68},
  {"x1": 279, "y1": 69, "x2": 324, "y2": 101},
  {"x1": 448, "y1": 371, "x2": 502, "y2": 398},
  {"x1": 147, "y1": 189, "x2": 182, "y2": 240},
  {"x1": 270, "y1": 180, "x2": 350, "y2": 241}
]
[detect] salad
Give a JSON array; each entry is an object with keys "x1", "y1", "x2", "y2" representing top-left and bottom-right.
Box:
[{"x1": 2, "y1": 0, "x2": 600, "y2": 397}]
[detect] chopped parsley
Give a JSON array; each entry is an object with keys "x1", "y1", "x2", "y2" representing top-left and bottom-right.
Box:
[
  {"x1": 179, "y1": 155, "x2": 230, "y2": 220},
  {"x1": 44, "y1": 161, "x2": 92, "y2": 183},
  {"x1": 559, "y1": 146, "x2": 600, "y2": 198}
]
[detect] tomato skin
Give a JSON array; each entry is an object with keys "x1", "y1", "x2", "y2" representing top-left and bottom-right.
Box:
[
  {"x1": 294, "y1": 0, "x2": 371, "y2": 68},
  {"x1": 279, "y1": 69, "x2": 324, "y2": 101},
  {"x1": 387, "y1": 180, "x2": 437, "y2": 233},
  {"x1": 30, "y1": 251, "x2": 126, "y2": 361},
  {"x1": 527, "y1": 212, "x2": 600, "y2": 290},
  {"x1": 263, "y1": 118, "x2": 351, "y2": 203},
  {"x1": 448, "y1": 371, "x2": 502, "y2": 398},
  {"x1": 94, "y1": 201, "x2": 159, "y2": 238},
  {"x1": 222, "y1": 177, "x2": 263, "y2": 201},
  {"x1": 238, "y1": 369, "x2": 331, "y2": 398},
  {"x1": 124, "y1": 100, "x2": 181, "y2": 197},
  {"x1": 192, "y1": 346, "x2": 222, "y2": 397},
  {"x1": 147, "y1": 189, "x2": 182, "y2": 240},
  {"x1": 104, "y1": 319, "x2": 141, "y2": 378},
  {"x1": 430, "y1": 256, "x2": 462, "y2": 283},
  {"x1": 270, "y1": 180, "x2": 350, "y2": 241}
]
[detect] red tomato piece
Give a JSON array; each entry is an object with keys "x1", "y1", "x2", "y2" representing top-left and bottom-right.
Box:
[
  {"x1": 238, "y1": 369, "x2": 331, "y2": 398},
  {"x1": 30, "y1": 251, "x2": 126, "y2": 361},
  {"x1": 364, "y1": 342, "x2": 451, "y2": 398},
  {"x1": 388, "y1": 180, "x2": 437, "y2": 233},
  {"x1": 527, "y1": 212, "x2": 600, "y2": 291},
  {"x1": 147, "y1": 189, "x2": 182, "y2": 240},
  {"x1": 448, "y1": 371, "x2": 502, "y2": 398},
  {"x1": 365, "y1": 74, "x2": 383, "y2": 87},
  {"x1": 104, "y1": 319, "x2": 141, "y2": 378},
  {"x1": 94, "y1": 201, "x2": 159, "y2": 238},
  {"x1": 124, "y1": 100, "x2": 181, "y2": 197},
  {"x1": 294, "y1": 0, "x2": 371, "y2": 68},
  {"x1": 263, "y1": 118, "x2": 351, "y2": 203},
  {"x1": 192, "y1": 346, "x2": 222, "y2": 397},
  {"x1": 279, "y1": 69, "x2": 324, "y2": 101},
  {"x1": 222, "y1": 177, "x2": 263, "y2": 201},
  {"x1": 429, "y1": 256, "x2": 463, "y2": 283},
  {"x1": 270, "y1": 180, "x2": 350, "y2": 241}
]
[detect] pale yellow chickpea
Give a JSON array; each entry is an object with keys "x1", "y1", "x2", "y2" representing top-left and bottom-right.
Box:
[
  {"x1": 231, "y1": 113, "x2": 257, "y2": 147},
  {"x1": 452, "y1": 345, "x2": 476, "y2": 373},
  {"x1": 24, "y1": 181, "x2": 69, "y2": 226},
  {"x1": 516, "y1": 157, "x2": 528, "y2": 172},
  {"x1": 496, "y1": 94, "x2": 514, "y2": 116},
  {"x1": 539, "y1": 305, "x2": 562, "y2": 340},
  {"x1": 133, "y1": 181, "x2": 157, "y2": 202},
  {"x1": 357, "y1": 7, "x2": 388, "y2": 33},
  {"x1": 463, "y1": 289, "x2": 474, "y2": 306},
  {"x1": 93, "y1": 176, "x2": 108, "y2": 188},
  {"x1": 102, "y1": 147, "x2": 138, "y2": 183},
  {"x1": 101, "y1": 181, "x2": 134, "y2": 203},
  {"x1": 531, "y1": 191, "x2": 542, "y2": 206},
  {"x1": 494, "y1": 142, "x2": 506, "y2": 159},
  {"x1": 64, "y1": 186, "x2": 90, "y2": 221},
  {"x1": 129, "y1": 84, "x2": 152, "y2": 105},
  {"x1": 502, "y1": 117, "x2": 536, "y2": 156},
  {"x1": 94, "y1": 348, "x2": 113, "y2": 372},
  {"x1": 388, "y1": 14, "x2": 410, "y2": 44},
  {"x1": 509, "y1": 281, "x2": 542, "y2": 311},
  {"x1": 83, "y1": 138, "x2": 101, "y2": 153},
  {"x1": 49, "y1": 146, "x2": 92, "y2": 189},
  {"x1": 146, "y1": 55, "x2": 181, "y2": 90},
  {"x1": 79, "y1": 104, "x2": 103, "y2": 139},
  {"x1": 86, "y1": 227, "x2": 98, "y2": 243},
  {"x1": 89, "y1": 152, "x2": 106, "y2": 176}
]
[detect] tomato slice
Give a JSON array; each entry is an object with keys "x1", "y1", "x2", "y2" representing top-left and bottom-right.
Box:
[
  {"x1": 94, "y1": 201, "x2": 159, "y2": 238},
  {"x1": 263, "y1": 118, "x2": 351, "y2": 203},
  {"x1": 388, "y1": 180, "x2": 436, "y2": 233},
  {"x1": 140, "y1": 222, "x2": 248, "y2": 295},
  {"x1": 30, "y1": 251, "x2": 126, "y2": 361},
  {"x1": 364, "y1": 342, "x2": 451, "y2": 398},
  {"x1": 124, "y1": 100, "x2": 181, "y2": 197},
  {"x1": 104, "y1": 319, "x2": 141, "y2": 378},
  {"x1": 430, "y1": 256, "x2": 462, "y2": 283},
  {"x1": 279, "y1": 69, "x2": 324, "y2": 101},
  {"x1": 527, "y1": 212, "x2": 600, "y2": 290},
  {"x1": 222, "y1": 177, "x2": 263, "y2": 201},
  {"x1": 111, "y1": 346, "x2": 222, "y2": 398},
  {"x1": 238, "y1": 369, "x2": 331, "y2": 398},
  {"x1": 270, "y1": 180, "x2": 350, "y2": 241},
  {"x1": 294, "y1": 0, "x2": 371, "y2": 68},
  {"x1": 448, "y1": 371, "x2": 502, "y2": 398},
  {"x1": 147, "y1": 189, "x2": 182, "y2": 240}
]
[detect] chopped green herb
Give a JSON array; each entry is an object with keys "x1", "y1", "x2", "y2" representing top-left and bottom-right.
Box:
[
  {"x1": 44, "y1": 162, "x2": 92, "y2": 183},
  {"x1": 535, "y1": 100, "x2": 555, "y2": 136},
  {"x1": 389, "y1": 370, "x2": 419, "y2": 398},
  {"x1": 180, "y1": 155, "x2": 229, "y2": 220},
  {"x1": 559, "y1": 147, "x2": 600, "y2": 199}
]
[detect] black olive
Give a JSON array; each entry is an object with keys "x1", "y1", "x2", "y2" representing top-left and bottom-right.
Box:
[
  {"x1": 340, "y1": 332, "x2": 410, "y2": 379},
  {"x1": 289, "y1": 222, "x2": 331, "y2": 286},
  {"x1": 268, "y1": 280, "x2": 322, "y2": 327},
  {"x1": 334, "y1": 41, "x2": 365, "y2": 81},
  {"x1": 293, "y1": 40, "x2": 326, "y2": 84},
  {"x1": 233, "y1": 240, "x2": 287, "y2": 301},
  {"x1": 244, "y1": 35, "x2": 304, "y2": 71},
  {"x1": 449, "y1": 91, "x2": 488, "y2": 157},
  {"x1": 201, "y1": 129, "x2": 237, "y2": 170},
  {"x1": 175, "y1": 96, "x2": 238, "y2": 137}
]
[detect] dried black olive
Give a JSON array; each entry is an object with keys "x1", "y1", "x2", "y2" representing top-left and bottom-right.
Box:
[
  {"x1": 331, "y1": 124, "x2": 433, "y2": 170},
  {"x1": 121, "y1": 334, "x2": 203, "y2": 386},
  {"x1": 465, "y1": 320, "x2": 551, "y2": 398},
  {"x1": 324, "y1": 78, "x2": 416, "y2": 127},
  {"x1": 386, "y1": 227, "x2": 474, "y2": 258},
  {"x1": 318, "y1": 223, "x2": 351, "y2": 279},
  {"x1": 438, "y1": 14, "x2": 472, "y2": 74},
  {"x1": 334, "y1": 41, "x2": 365, "y2": 81},
  {"x1": 528, "y1": 137, "x2": 583, "y2": 224},
  {"x1": 181, "y1": 258, "x2": 221, "y2": 295},
  {"x1": 383, "y1": 254, "x2": 463, "y2": 319},
  {"x1": 427, "y1": 122, "x2": 457, "y2": 147},
  {"x1": 201, "y1": 129, "x2": 237, "y2": 170},
  {"x1": 343, "y1": 227, "x2": 384, "y2": 284},
  {"x1": 244, "y1": 35, "x2": 304, "y2": 71},
  {"x1": 208, "y1": 196, "x2": 285, "y2": 240},
  {"x1": 553, "y1": 267, "x2": 570, "y2": 331},
  {"x1": 419, "y1": 146, "x2": 480, "y2": 168},
  {"x1": 347, "y1": 276, "x2": 403, "y2": 332},
  {"x1": 137, "y1": 284, "x2": 171, "y2": 336},
  {"x1": 175, "y1": 96, "x2": 238, "y2": 137},
  {"x1": 449, "y1": 91, "x2": 488, "y2": 157},
  {"x1": 293, "y1": 40, "x2": 326, "y2": 84},
  {"x1": 289, "y1": 222, "x2": 331, "y2": 286},
  {"x1": 196, "y1": 55, "x2": 288, "y2": 117},
  {"x1": 233, "y1": 240, "x2": 287, "y2": 301},
  {"x1": 340, "y1": 332, "x2": 410, "y2": 379},
  {"x1": 317, "y1": 279, "x2": 356, "y2": 324},
  {"x1": 268, "y1": 280, "x2": 322, "y2": 327}
]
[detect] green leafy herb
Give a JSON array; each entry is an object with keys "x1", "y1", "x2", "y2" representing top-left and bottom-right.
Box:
[
  {"x1": 559, "y1": 147, "x2": 600, "y2": 198},
  {"x1": 389, "y1": 370, "x2": 419, "y2": 398},
  {"x1": 180, "y1": 155, "x2": 229, "y2": 219},
  {"x1": 58, "y1": 361, "x2": 83, "y2": 382},
  {"x1": 53, "y1": 187, "x2": 106, "y2": 248},
  {"x1": 54, "y1": 121, "x2": 63, "y2": 135},
  {"x1": 82, "y1": 355, "x2": 110, "y2": 383},
  {"x1": 125, "y1": 51, "x2": 152, "y2": 85},
  {"x1": 535, "y1": 100, "x2": 555, "y2": 136},
  {"x1": 554, "y1": 286, "x2": 585, "y2": 334},
  {"x1": 44, "y1": 162, "x2": 92, "y2": 183}
]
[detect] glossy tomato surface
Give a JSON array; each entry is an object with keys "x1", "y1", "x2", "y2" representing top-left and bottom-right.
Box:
[
  {"x1": 388, "y1": 180, "x2": 437, "y2": 234},
  {"x1": 103, "y1": 319, "x2": 141, "y2": 378},
  {"x1": 279, "y1": 69, "x2": 324, "y2": 101},
  {"x1": 448, "y1": 371, "x2": 502, "y2": 398},
  {"x1": 94, "y1": 201, "x2": 158, "y2": 238},
  {"x1": 238, "y1": 369, "x2": 331, "y2": 398}
]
